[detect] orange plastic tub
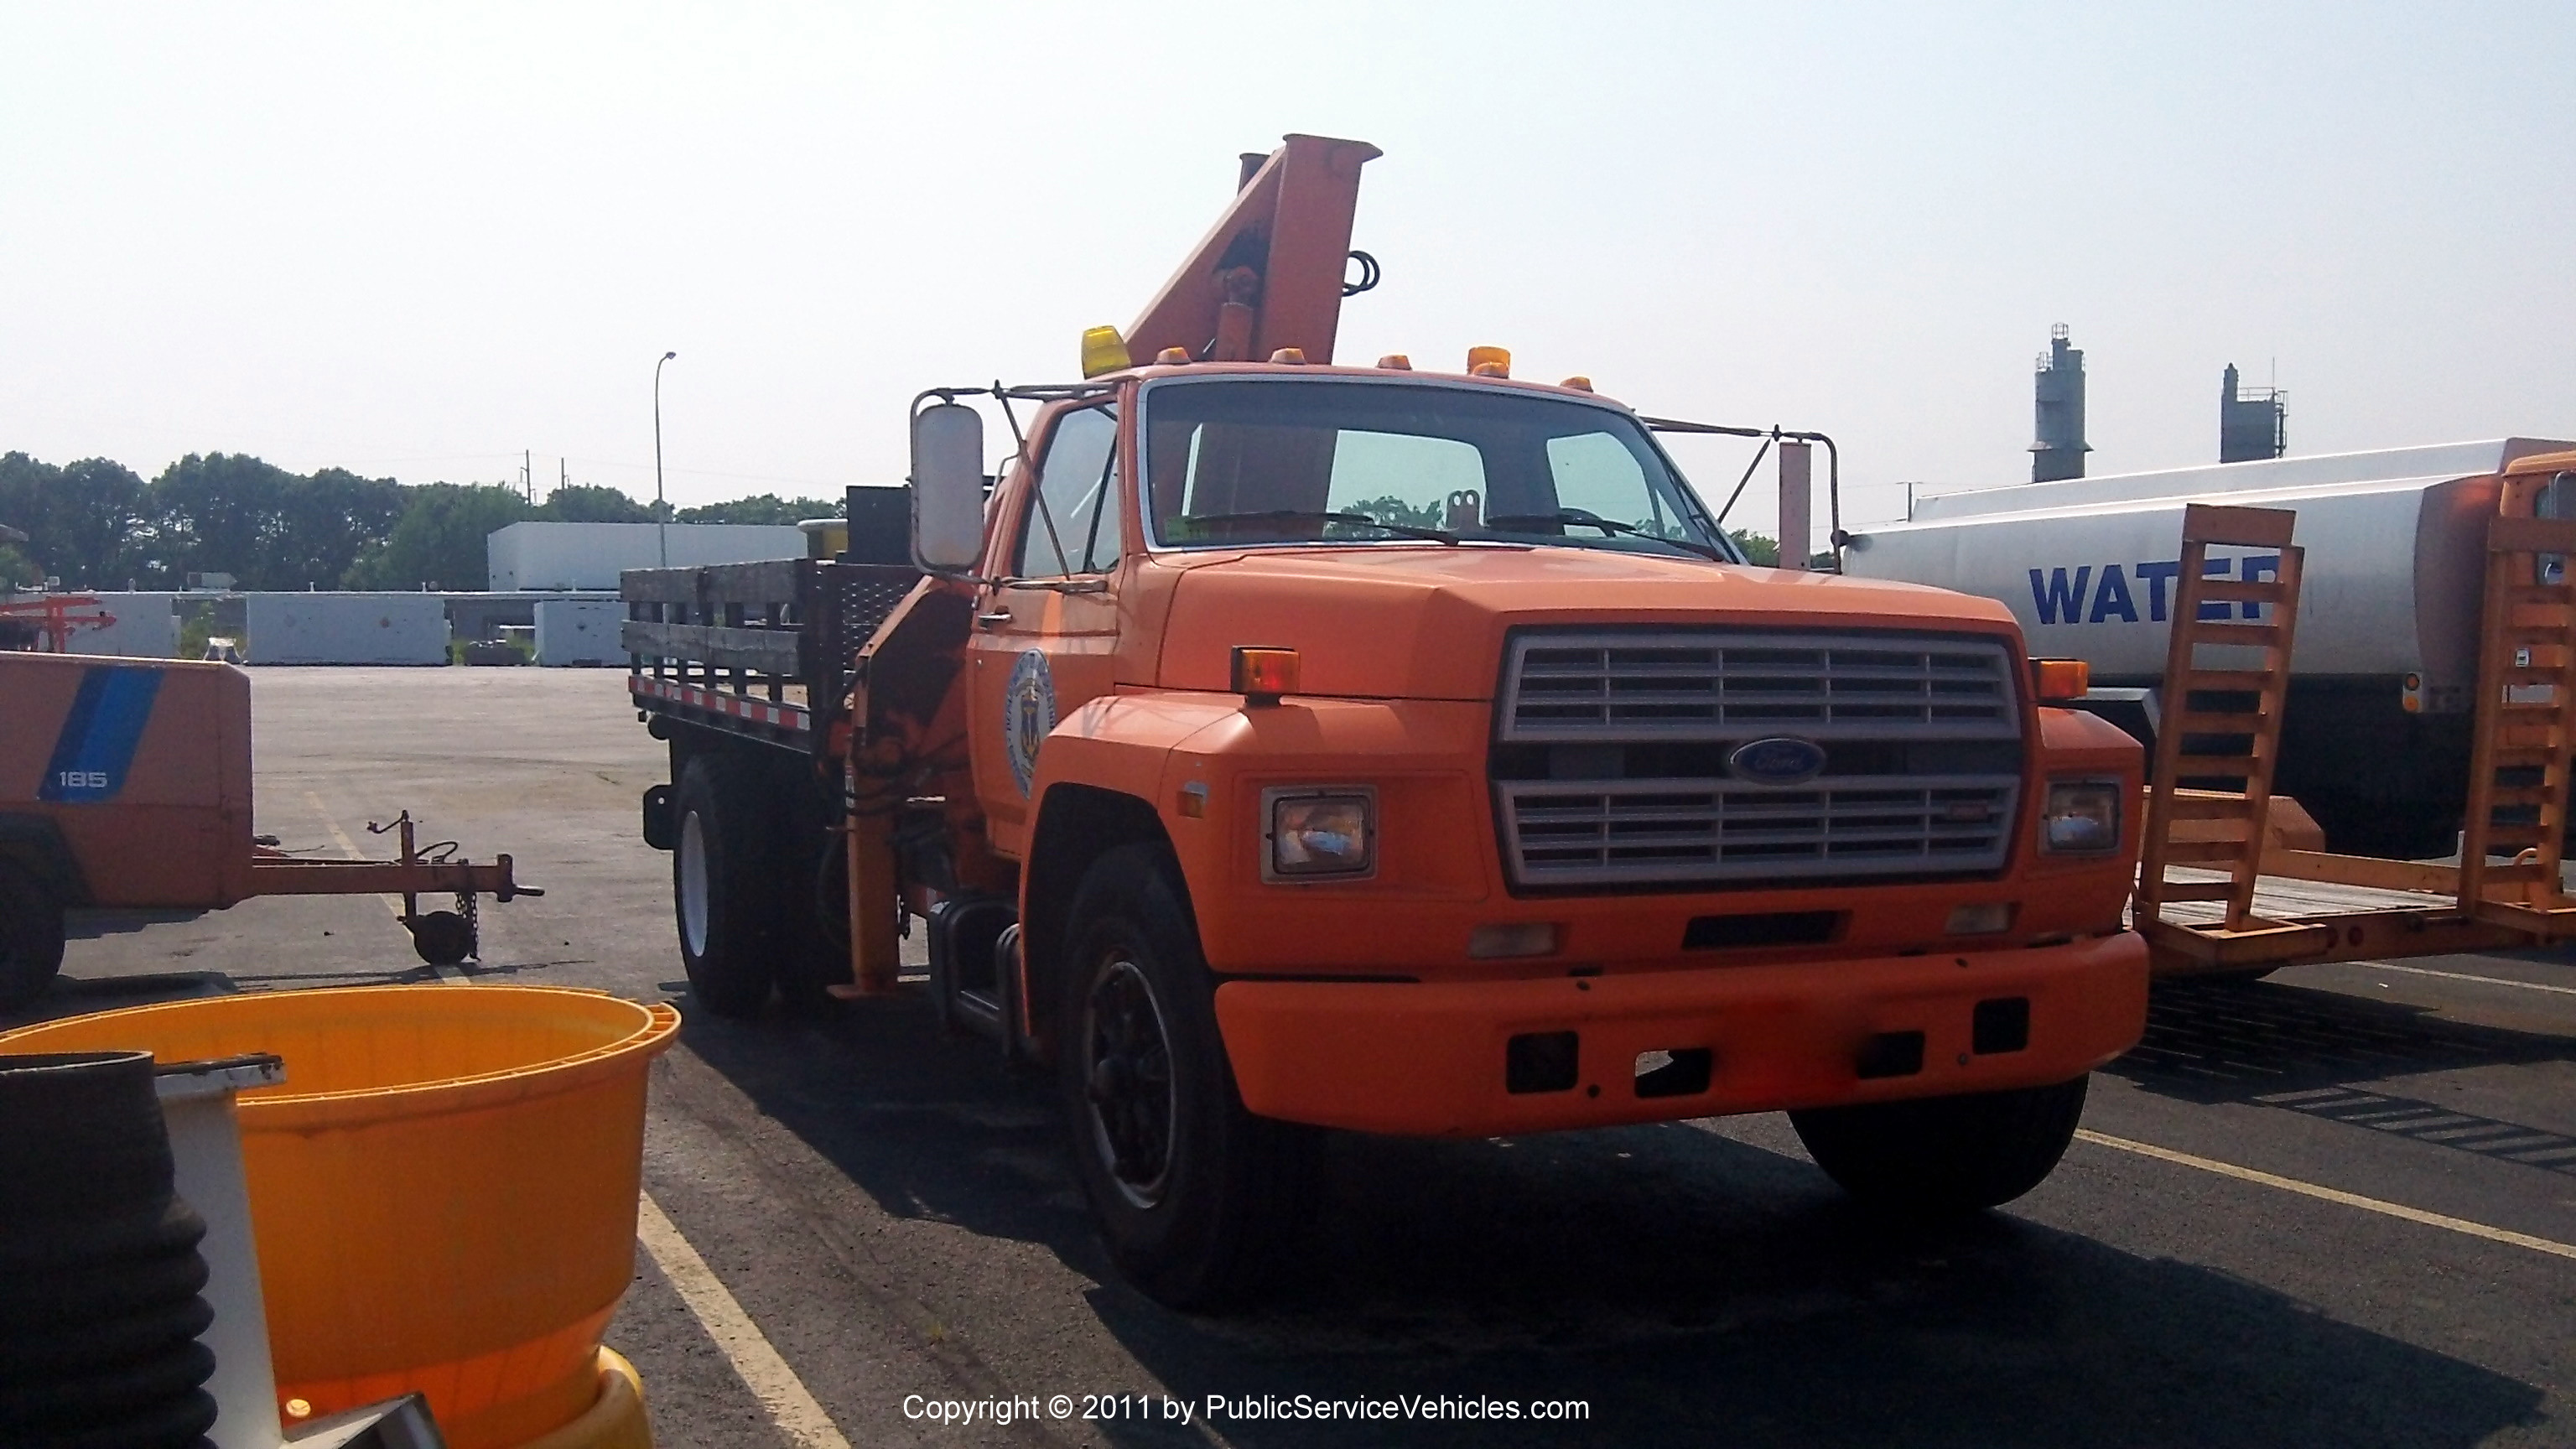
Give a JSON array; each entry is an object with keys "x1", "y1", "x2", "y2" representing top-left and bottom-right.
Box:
[{"x1": 0, "y1": 986, "x2": 678, "y2": 1449}]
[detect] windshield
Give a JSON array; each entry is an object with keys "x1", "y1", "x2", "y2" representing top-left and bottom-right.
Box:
[{"x1": 1139, "y1": 378, "x2": 1739, "y2": 562}]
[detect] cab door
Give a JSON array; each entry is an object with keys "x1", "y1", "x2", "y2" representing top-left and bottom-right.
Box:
[{"x1": 965, "y1": 397, "x2": 1130, "y2": 858}]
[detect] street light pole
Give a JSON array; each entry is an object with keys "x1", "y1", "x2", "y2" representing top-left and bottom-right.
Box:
[{"x1": 653, "y1": 351, "x2": 678, "y2": 567}]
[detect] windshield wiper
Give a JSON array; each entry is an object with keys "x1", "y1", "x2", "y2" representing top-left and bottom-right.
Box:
[
  {"x1": 1481, "y1": 508, "x2": 1730, "y2": 563},
  {"x1": 1183, "y1": 510, "x2": 1457, "y2": 544}
]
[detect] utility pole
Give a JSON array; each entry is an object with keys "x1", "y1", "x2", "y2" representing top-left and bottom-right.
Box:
[
  {"x1": 654, "y1": 351, "x2": 678, "y2": 567},
  {"x1": 522, "y1": 449, "x2": 533, "y2": 503}
]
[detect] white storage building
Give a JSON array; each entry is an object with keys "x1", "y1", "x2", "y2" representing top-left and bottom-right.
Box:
[
  {"x1": 486, "y1": 522, "x2": 806, "y2": 592},
  {"x1": 532, "y1": 599, "x2": 626, "y2": 667},
  {"x1": 65, "y1": 593, "x2": 180, "y2": 658},
  {"x1": 243, "y1": 594, "x2": 450, "y2": 665}
]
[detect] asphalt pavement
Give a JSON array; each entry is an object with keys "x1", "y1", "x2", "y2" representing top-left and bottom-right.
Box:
[{"x1": 13, "y1": 667, "x2": 2573, "y2": 1448}]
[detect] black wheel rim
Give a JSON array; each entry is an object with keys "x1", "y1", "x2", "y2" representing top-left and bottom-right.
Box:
[{"x1": 1082, "y1": 954, "x2": 1176, "y2": 1209}]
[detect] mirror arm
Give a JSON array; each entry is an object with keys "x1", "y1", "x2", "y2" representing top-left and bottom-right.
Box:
[{"x1": 999, "y1": 576, "x2": 1109, "y2": 595}]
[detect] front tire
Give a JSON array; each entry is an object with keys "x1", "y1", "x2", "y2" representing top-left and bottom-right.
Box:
[
  {"x1": 1789, "y1": 1076, "x2": 2089, "y2": 1216},
  {"x1": 1057, "y1": 844, "x2": 1311, "y2": 1309},
  {"x1": 673, "y1": 753, "x2": 783, "y2": 1018},
  {"x1": 0, "y1": 860, "x2": 66, "y2": 1012}
]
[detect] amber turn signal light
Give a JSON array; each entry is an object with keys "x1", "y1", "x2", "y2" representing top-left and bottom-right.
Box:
[
  {"x1": 1231, "y1": 647, "x2": 1301, "y2": 704},
  {"x1": 2028, "y1": 658, "x2": 2090, "y2": 702}
]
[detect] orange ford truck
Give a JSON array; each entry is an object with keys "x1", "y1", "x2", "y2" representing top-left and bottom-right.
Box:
[{"x1": 621, "y1": 135, "x2": 2150, "y2": 1306}]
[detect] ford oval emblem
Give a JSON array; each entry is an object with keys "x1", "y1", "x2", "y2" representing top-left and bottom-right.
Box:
[{"x1": 1729, "y1": 736, "x2": 1828, "y2": 786}]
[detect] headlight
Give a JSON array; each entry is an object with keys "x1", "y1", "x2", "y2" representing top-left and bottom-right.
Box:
[
  {"x1": 2042, "y1": 778, "x2": 2122, "y2": 854},
  {"x1": 1263, "y1": 787, "x2": 1376, "y2": 880}
]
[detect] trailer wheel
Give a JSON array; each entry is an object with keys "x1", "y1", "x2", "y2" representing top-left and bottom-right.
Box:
[
  {"x1": 1789, "y1": 1075, "x2": 2089, "y2": 1216},
  {"x1": 673, "y1": 755, "x2": 782, "y2": 1017},
  {"x1": 1057, "y1": 844, "x2": 1312, "y2": 1309},
  {"x1": 0, "y1": 859, "x2": 67, "y2": 1012},
  {"x1": 407, "y1": 910, "x2": 474, "y2": 968}
]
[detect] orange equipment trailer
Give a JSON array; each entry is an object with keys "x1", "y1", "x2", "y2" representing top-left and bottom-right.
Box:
[
  {"x1": 622, "y1": 134, "x2": 2152, "y2": 1306},
  {"x1": 0, "y1": 652, "x2": 537, "y2": 1007}
]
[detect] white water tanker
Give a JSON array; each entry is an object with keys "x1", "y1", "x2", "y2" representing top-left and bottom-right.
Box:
[{"x1": 1840, "y1": 438, "x2": 2576, "y2": 854}]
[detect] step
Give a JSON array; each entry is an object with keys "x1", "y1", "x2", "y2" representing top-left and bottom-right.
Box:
[
  {"x1": 2153, "y1": 839, "x2": 2257, "y2": 865},
  {"x1": 2178, "y1": 668, "x2": 2276, "y2": 693},
  {"x1": 2145, "y1": 879, "x2": 2241, "y2": 903}
]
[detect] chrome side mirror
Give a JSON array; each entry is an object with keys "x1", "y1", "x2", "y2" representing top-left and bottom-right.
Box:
[{"x1": 910, "y1": 402, "x2": 986, "y2": 573}]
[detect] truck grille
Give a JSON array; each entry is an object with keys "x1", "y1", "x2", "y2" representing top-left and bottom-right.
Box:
[
  {"x1": 1493, "y1": 630, "x2": 2023, "y2": 890},
  {"x1": 1498, "y1": 631, "x2": 2018, "y2": 741},
  {"x1": 1499, "y1": 776, "x2": 2018, "y2": 886}
]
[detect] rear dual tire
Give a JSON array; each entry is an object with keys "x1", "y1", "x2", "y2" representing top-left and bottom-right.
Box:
[{"x1": 673, "y1": 755, "x2": 784, "y2": 1017}]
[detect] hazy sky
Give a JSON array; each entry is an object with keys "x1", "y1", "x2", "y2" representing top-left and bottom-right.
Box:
[{"x1": 6, "y1": 2, "x2": 2570, "y2": 536}]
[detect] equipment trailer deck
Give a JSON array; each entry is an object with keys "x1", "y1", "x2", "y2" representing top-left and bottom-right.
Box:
[{"x1": 2133, "y1": 475, "x2": 2576, "y2": 977}]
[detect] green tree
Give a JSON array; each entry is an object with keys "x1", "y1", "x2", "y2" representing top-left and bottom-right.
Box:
[
  {"x1": 134, "y1": 454, "x2": 407, "y2": 589},
  {"x1": 147, "y1": 453, "x2": 295, "y2": 584},
  {"x1": 0, "y1": 453, "x2": 153, "y2": 588},
  {"x1": 1727, "y1": 529, "x2": 1779, "y2": 565},
  {"x1": 0, "y1": 541, "x2": 38, "y2": 589},
  {"x1": 274, "y1": 468, "x2": 408, "y2": 589},
  {"x1": 1342, "y1": 494, "x2": 1446, "y2": 529},
  {"x1": 676, "y1": 493, "x2": 839, "y2": 525},
  {"x1": 346, "y1": 483, "x2": 532, "y2": 590},
  {"x1": 538, "y1": 484, "x2": 654, "y2": 522}
]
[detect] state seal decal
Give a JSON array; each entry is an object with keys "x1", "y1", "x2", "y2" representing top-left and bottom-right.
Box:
[{"x1": 1005, "y1": 649, "x2": 1057, "y2": 797}]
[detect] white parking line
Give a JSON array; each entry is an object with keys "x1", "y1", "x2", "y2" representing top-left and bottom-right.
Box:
[
  {"x1": 2341, "y1": 960, "x2": 2576, "y2": 998},
  {"x1": 2075, "y1": 1130, "x2": 2576, "y2": 1262},
  {"x1": 637, "y1": 1193, "x2": 854, "y2": 1448},
  {"x1": 304, "y1": 792, "x2": 848, "y2": 1445},
  {"x1": 304, "y1": 791, "x2": 406, "y2": 922}
]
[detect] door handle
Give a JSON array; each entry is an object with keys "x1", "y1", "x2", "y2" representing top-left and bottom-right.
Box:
[{"x1": 974, "y1": 610, "x2": 1013, "y2": 630}]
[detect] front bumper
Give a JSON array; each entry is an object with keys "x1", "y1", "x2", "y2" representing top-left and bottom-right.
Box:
[{"x1": 1211, "y1": 932, "x2": 2148, "y2": 1136}]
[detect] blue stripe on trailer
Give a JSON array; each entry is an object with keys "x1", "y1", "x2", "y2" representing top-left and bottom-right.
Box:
[{"x1": 38, "y1": 666, "x2": 165, "y2": 802}]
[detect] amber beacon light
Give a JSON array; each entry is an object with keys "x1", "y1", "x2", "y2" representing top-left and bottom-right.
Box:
[{"x1": 1231, "y1": 647, "x2": 1301, "y2": 704}]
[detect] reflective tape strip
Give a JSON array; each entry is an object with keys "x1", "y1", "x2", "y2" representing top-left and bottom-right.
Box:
[{"x1": 631, "y1": 675, "x2": 811, "y2": 731}]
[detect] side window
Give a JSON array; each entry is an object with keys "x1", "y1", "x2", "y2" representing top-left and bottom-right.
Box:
[{"x1": 1016, "y1": 405, "x2": 1124, "y2": 577}]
